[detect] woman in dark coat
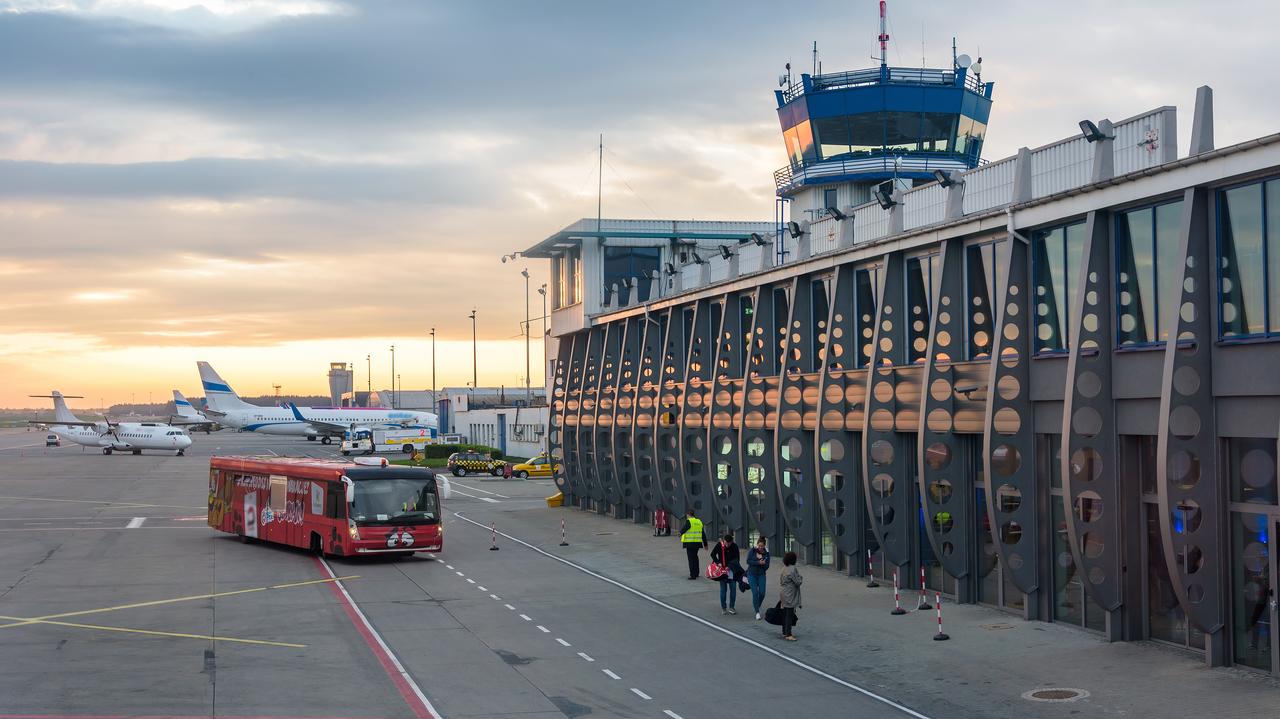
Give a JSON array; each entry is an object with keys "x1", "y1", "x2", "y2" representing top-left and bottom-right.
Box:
[{"x1": 709, "y1": 533, "x2": 742, "y2": 615}]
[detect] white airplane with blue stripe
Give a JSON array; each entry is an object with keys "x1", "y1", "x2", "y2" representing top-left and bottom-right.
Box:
[
  {"x1": 171, "y1": 389, "x2": 217, "y2": 433},
  {"x1": 196, "y1": 361, "x2": 437, "y2": 444}
]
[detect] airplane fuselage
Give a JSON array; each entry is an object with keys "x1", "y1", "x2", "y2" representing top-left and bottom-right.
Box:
[
  {"x1": 217, "y1": 408, "x2": 436, "y2": 437},
  {"x1": 50, "y1": 423, "x2": 193, "y2": 454}
]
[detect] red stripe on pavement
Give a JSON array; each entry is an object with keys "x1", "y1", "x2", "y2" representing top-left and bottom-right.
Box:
[{"x1": 312, "y1": 556, "x2": 440, "y2": 719}]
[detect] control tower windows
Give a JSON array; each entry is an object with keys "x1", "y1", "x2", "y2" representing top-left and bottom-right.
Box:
[
  {"x1": 955, "y1": 116, "x2": 988, "y2": 156},
  {"x1": 603, "y1": 246, "x2": 660, "y2": 303},
  {"x1": 783, "y1": 120, "x2": 816, "y2": 166},
  {"x1": 812, "y1": 112, "x2": 962, "y2": 160}
]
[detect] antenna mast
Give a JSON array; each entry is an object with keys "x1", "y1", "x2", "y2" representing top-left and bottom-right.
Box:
[
  {"x1": 878, "y1": 0, "x2": 890, "y2": 67},
  {"x1": 596, "y1": 133, "x2": 603, "y2": 234}
]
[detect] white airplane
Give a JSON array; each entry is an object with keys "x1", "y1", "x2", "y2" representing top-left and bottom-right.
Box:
[
  {"x1": 170, "y1": 390, "x2": 218, "y2": 433},
  {"x1": 196, "y1": 361, "x2": 438, "y2": 444},
  {"x1": 29, "y1": 392, "x2": 193, "y2": 456}
]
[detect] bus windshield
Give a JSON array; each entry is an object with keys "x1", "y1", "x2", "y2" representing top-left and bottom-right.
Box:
[{"x1": 349, "y1": 477, "x2": 439, "y2": 524}]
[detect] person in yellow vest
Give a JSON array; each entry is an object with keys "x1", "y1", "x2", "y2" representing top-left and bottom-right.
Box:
[{"x1": 679, "y1": 509, "x2": 708, "y2": 580}]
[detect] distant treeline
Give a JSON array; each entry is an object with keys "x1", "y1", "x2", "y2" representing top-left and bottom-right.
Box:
[{"x1": 1, "y1": 394, "x2": 333, "y2": 421}]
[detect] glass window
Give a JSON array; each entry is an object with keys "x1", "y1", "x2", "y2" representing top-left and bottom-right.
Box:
[
  {"x1": 1231, "y1": 512, "x2": 1272, "y2": 671},
  {"x1": 602, "y1": 246, "x2": 661, "y2": 303},
  {"x1": 813, "y1": 116, "x2": 852, "y2": 160},
  {"x1": 823, "y1": 188, "x2": 838, "y2": 213},
  {"x1": 1116, "y1": 201, "x2": 1184, "y2": 345},
  {"x1": 848, "y1": 112, "x2": 885, "y2": 153},
  {"x1": 1229, "y1": 437, "x2": 1278, "y2": 506},
  {"x1": 855, "y1": 266, "x2": 878, "y2": 367},
  {"x1": 1033, "y1": 222, "x2": 1086, "y2": 352},
  {"x1": 1219, "y1": 179, "x2": 1280, "y2": 337},
  {"x1": 783, "y1": 120, "x2": 816, "y2": 165},
  {"x1": 906, "y1": 254, "x2": 940, "y2": 363},
  {"x1": 955, "y1": 115, "x2": 987, "y2": 156}
]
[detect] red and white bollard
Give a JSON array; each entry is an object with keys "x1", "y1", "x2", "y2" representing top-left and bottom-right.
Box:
[
  {"x1": 917, "y1": 565, "x2": 933, "y2": 610},
  {"x1": 489, "y1": 522, "x2": 500, "y2": 551},
  {"x1": 559, "y1": 519, "x2": 569, "y2": 547},
  {"x1": 866, "y1": 549, "x2": 880, "y2": 588},
  {"x1": 933, "y1": 591, "x2": 950, "y2": 641},
  {"x1": 891, "y1": 568, "x2": 907, "y2": 615}
]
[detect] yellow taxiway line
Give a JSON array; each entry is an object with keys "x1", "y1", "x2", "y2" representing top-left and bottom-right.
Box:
[
  {"x1": 0, "y1": 495, "x2": 205, "y2": 510},
  {"x1": 0, "y1": 615, "x2": 306, "y2": 648}
]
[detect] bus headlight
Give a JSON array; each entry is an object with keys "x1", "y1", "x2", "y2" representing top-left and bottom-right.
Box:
[{"x1": 348, "y1": 523, "x2": 360, "y2": 540}]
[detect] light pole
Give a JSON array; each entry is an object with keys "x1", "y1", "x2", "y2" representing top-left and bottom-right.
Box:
[
  {"x1": 389, "y1": 345, "x2": 396, "y2": 409},
  {"x1": 537, "y1": 283, "x2": 549, "y2": 458},
  {"x1": 430, "y1": 327, "x2": 437, "y2": 408},
  {"x1": 366, "y1": 353, "x2": 371, "y2": 403},
  {"x1": 521, "y1": 268, "x2": 531, "y2": 404},
  {"x1": 469, "y1": 309, "x2": 478, "y2": 391}
]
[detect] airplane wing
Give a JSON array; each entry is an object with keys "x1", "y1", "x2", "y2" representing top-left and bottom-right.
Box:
[
  {"x1": 27, "y1": 420, "x2": 100, "y2": 428},
  {"x1": 286, "y1": 403, "x2": 349, "y2": 436}
]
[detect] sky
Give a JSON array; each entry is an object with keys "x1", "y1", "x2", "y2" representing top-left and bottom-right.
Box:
[{"x1": 1, "y1": 0, "x2": 1276, "y2": 409}]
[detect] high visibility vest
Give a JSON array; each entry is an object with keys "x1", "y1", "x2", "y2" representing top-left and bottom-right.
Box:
[{"x1": 681, "y1": 516, "x2": 704, "y2": 544}]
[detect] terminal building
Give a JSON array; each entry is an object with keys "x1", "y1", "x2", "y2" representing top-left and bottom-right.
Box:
[{"x1": 524, "y1": 36, "x2": 1280, "y2": 673}]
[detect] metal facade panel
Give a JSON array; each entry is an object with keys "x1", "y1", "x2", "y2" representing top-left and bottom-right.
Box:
[
  {"x1": 815, "y1": 265, "x2": 867, "y2": 556},
  {"x1": 549, "y1": 332, "x2": 574, "y2": 498},
  {"x1": 776, "y1": 275, "x2": 821, "y2": 548},
  {"x1": 633, "y1": 310, "x2": 666, "y2": 511},
  {"x1": 902, "y1": 184, "x2": 947, "y2": 230},
  {"x1": 916, "y1": 240, "x2": 972, "y2": 579},
  {"x1": 1155, "y1": 187, "x2": 1224, "y2": 636},
  {"x1": 853, "y1": 203, "x2": 891, "y2": 243},
  {"x1": 862, "y1": 252, "x2": 914, "y2": 568},
  {"x1": 981, "y1": 238, "x2": 1040, "y2": 594},
  {"x1": 809, "y1": 217, "x2": 842, "y2": 255},
  {"x1": 1113, "y1": 108, "x2": 1176, "y2": 175},
  {"x1": 709, "y1": 292, "x2": 750, "y2": 533},
  {"x1": 562, "y1": 332, "x2": 589, "y2": 499},
  {"x1": 961, "y1": 156, "x2": 1016, "y2": 214},
  {"x1": 1031, "y1": 138, "x2": 1093, "y2": 199},
  {"x1": 578, "y1": 326, "x2": 606, "y2": 503},
  {"x1": 613, "y1": 316, "x2": 642, "y2": 510},
  {"x1": 740, "y1": 284, "x2": 784, "y2": 541},
  {"x1": 593, "y1": 321, "x2": 624, "y2": 506},
  {"x1": 656, "y1": 305, "x2": 691, "y2": 516},
  {"x1": 1060, "y1": 212, "x2": 1122, "y2": 611},
  {"x1": 680, "y1": 299, "x2": 715, "y2": 517}
]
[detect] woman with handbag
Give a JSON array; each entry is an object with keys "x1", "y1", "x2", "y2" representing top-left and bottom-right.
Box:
[
  {"x1": 779, "y1": 551, "x2": 803, "y2": 640},
  {"x1": 745, "y1": 536, "x2": 770, "y2": 620},
  {"x1": 708, "y1": 533, "x2": 741, "y2": 615}
]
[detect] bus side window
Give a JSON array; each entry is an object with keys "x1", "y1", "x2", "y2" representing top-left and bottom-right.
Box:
[
  {"x1": 327, "y1": 484, "x2": 346, "y2": 519},
  {"x1": 269, "y1": 475, "x2": 287, "y2": 512}
]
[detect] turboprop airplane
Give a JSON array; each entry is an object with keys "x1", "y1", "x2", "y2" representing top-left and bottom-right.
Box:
[
  {"x1": 28, "y1": 392, "x2": 193, "y2": 456},
  {"x1": 196, "y1": 361, "x2": 437, "y2": 444}
]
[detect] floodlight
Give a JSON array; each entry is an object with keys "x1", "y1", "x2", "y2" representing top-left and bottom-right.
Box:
[
  {"x1": 718, "y1": 245, "x2": 733, "y2": 260},
  {"x1": 750, "y1": 232, "x2": 769, "y2": 246},
  {"x1": 691, "y1": 251, "x2": 706, "y2": 265},
  {"x1": 1079, "y1": 120, "x2": 1113, "y2": 143},
  {"x1": 874, "y1": 187, "x2": 897, "y2": 209},
  {"x1": 787, "y1": 221, "x2": 803, "y2": 238},
  {"x1": 664, "y1": 262, "x2": 677, "y2": 275},
  {"x1": 826, "y1": 206, "x2": 847, "y2": 221},
  {"x1": 933, "y1": 170, "x2": 962, "y2": 188}
]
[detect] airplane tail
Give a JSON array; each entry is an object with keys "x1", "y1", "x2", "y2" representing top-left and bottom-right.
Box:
[
  {"x1": 172, "y1": 390, "x2": 203, "y2": 418},
  {"x1": 196, "y1": 362, "x2": 254, "y2": 412},
  {"x1": 30, "y1": 391, "x2": 84, "y2": 424}
]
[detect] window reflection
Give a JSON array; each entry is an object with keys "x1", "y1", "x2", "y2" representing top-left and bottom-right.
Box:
[
  {"x1": 906, "y1": 254, "x2": 939, "y2": 363},
  {"x1": 1219, "y1": 180, "x2": 1280, "y2": 337},
  {"x1": 855, "y1": 266, "x2": 878, "y2": 367},
  {"x1": 602, "y1": 246, "x2": 660, "y2": 303},
  {"x1": 1033, "y1": 222, "x2": 1086, "y2": 352},
  {"x1": 1116, "y1": 201, "x2": 1183, "y2": 345},
  {"x1": 965, "y1": 241, "x2": 1008, "y2": 358}
]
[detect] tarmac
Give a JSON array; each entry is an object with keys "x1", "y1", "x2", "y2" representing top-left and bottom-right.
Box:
[{"x1": 0, "y1": 427, "x2": 1276, "y2": 718}]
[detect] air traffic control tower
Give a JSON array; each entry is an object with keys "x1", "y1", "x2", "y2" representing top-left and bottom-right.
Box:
[{"x1": 773, "y1": 2, "x2": 994, "y2": 215}]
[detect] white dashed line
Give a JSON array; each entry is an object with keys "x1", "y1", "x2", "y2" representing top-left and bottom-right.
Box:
[
  {"x1": 477, "y1": 586, "x2": 487, "y2": 591},
  {"x1": 577, "y1": 652, "x2": 594, "y2": 662},
  {"x1": 479, "y1": 497, "x2": 500, "y2": 503},
  {"x1": 126, "y1": 517, "x2": 146, "y2": 529},
  {"x1": 445, "y1": 564, "x2": 454, "y2": 569},
  {"x1": 630, "y1": 688, "x2": 652, "y2": 700},
  {"x1": 519, "y1": 614, "x2": 532, "y2": 621},
  {"x1": 602, "y1": 669, "x2": 621, "y2": 680},
  {"x1": 455, "y1": 571, "x2": 464, "y2": 576},
  {"x1": 504, "y1": 604, "x2": 516, "y2": 611},
  {"x1": 466, "y1": 578, "x2": 476, "y2": 584},
  {"x1": 555, "y1": 638, "x2": 571, "y2": 647},
  {"x1": 536, "y1": 625, "x2": 550, "y2": 633},
  {"x1": 490, "y1": 594, "x2": 501, "y2": 600},
  {"x1": 664, "y1": 711, "x2": 684, "y2": 719}
]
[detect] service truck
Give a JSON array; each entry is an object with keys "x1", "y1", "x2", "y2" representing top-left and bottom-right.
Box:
[{"x1": 340, "y1": 427, "x2": 436, "y2": 455}]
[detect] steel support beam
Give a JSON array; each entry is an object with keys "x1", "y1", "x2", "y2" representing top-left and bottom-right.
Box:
[
  {"x1": 680, "y1": 298, "x2": 715, "y2": 517},
  {"x1": 656, "y1": 306, "x2": 690, "y2": 517},
  {"x1": 709, "y1": 291, "x2": 751, "y2": 535},
  {"x1": 741, "y1": 283, "x2": 784, "y2": 544},
  {"x1": 776, "y1": 275, "x2": 821, "y2": 550},
  {"x1": 613, "y1": 316, "x2": 642, "y2": 512},
  {"x1": 549, "y1": 332, "x2": 575, "y2": 501}
]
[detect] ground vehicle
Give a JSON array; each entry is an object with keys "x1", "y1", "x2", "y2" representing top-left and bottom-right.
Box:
[
  {"x1": 208, "y1": 456, "x2": 444, "y2": 556},
  {"x1": 447, "y1": 451, "x2": 505, "y2": 477},
  {"x1": 44, "y1": 434, "x2": 60, "y2": 447},
  {"x1": 510, "y1": 454, "x2": 561, "y2": 478},
  {"x1": 340, "y1": 428, "x2": 436, "y2": 456}
]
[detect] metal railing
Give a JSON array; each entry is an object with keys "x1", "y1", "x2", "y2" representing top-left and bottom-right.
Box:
[{"x1": 775, "y1": 152, "x2": 972, "y2": 194}]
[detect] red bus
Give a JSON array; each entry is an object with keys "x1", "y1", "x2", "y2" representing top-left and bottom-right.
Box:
[{"x1": 208, "y1": 455, "x2": 444, "y2": 556}]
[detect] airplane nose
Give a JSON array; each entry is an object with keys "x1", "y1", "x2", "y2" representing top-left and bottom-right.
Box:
[{"x1": 180, "y1": 436, "x2": 193, "y2": 448}]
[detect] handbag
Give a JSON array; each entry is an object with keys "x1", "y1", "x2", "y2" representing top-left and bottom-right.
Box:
[
  {"x1": 765, "y1": 600, "x2": 797, "y2": 627},
  {"x1": 705, "y1": 540, "x2": 728, "y2": 580}
]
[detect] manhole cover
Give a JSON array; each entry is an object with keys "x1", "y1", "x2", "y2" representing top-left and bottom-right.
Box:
[
  {"x1": 1022, "y1": 688, "x2": 1089, "y2": 703},
  {"x1": 594, "y1": 531, "x2": 617, "y2": 536},
  {"x1": 981, "y1": 622, "x2": 1014, "y2": 631}
]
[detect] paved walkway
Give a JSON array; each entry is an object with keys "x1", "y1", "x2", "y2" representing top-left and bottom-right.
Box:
[{"x1": 469, "y1": 492, "x2": 1280, "y2": 719}]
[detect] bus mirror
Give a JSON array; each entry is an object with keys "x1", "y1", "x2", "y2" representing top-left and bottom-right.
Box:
[{"x1": 342, "y1": 476, "x2": 354, "y2": 503}]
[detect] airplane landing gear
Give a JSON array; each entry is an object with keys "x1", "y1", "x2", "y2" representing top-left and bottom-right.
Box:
[
  {"x1": 102, "y1": 447, "x2": 112, "y2": 455},
  {"x1": 306, "y1": 436, "x2": 317, "y2": 442},
  {"x1": 177, "y1": 449, "x2": 185, "y2": 457},
  {"x1": 132, "y1": 449, "x2": 142, "y2": 455},
  {"x1": 320, "y1": 436, "x2": 332, "y2": 445}
]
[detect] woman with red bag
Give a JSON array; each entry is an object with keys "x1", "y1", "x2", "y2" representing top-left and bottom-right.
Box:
[{"x1": 709, "y1": 533, "x2": 742, "y2": 615}]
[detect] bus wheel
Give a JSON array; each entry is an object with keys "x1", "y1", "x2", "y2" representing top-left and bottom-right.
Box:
[
  {"x1": 402, "y1": 444, "x2": 414, "y2": 454},
  {"x1": 320, "y1": 437, "x2": 332, "y2": 445},
  {"x1": 309, "y1": 533, "x2": 323, "y2": 555}
]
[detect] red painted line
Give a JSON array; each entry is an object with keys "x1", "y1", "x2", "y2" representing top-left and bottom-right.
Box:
[
  {"x1": 0, "y1": 716, "x2": 388, "y2": 719},
  {"x1": 312, "y1": 556, "x2": 440, "y2": 719}
]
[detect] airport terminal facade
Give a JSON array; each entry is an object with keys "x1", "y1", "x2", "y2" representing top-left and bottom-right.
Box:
[{"x1": 527, "y1": 78, "x2": 1280, "y2": 671}]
